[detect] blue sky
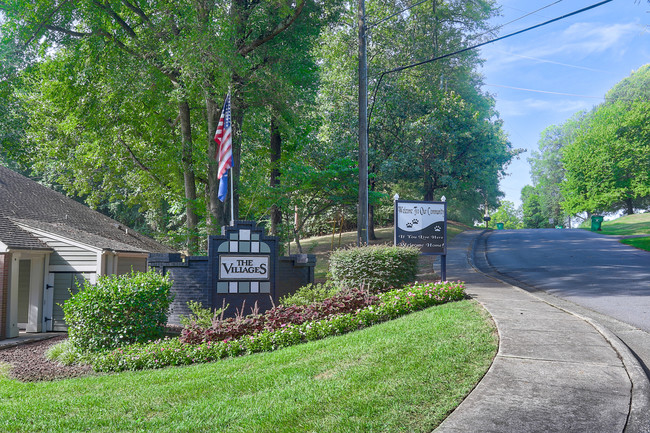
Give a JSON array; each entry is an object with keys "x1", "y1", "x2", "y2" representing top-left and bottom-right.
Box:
[{"x1": 479, "y1": 0, "x2": 649, "y2": 208}]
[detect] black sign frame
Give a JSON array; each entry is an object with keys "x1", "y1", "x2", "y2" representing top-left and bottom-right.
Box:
[{"x1": 394, "y1": 199, "x2": 447, "y2": 280}]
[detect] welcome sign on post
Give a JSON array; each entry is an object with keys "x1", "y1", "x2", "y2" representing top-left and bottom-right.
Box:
[{"x1": 394, "y1": 199, "x2": 447, "y2": 280}]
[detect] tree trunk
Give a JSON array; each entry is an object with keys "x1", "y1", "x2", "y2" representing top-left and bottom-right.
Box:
[
  {"x1": 625, "y1": 198, "x2": 635, "y2": 215},
  {"x1": 270, "y1": 117, "x2": 283, "y2": 236},
  {"x1": 424, "y1": 177, "x2": 435, "y2": 202},
  {"x1": 179, "y1": 100, "x2": 199, "y2": 254},
  {"x1": 368, "y1": 164, "x2": 377, "y2": 241},
  {"x1": 293, "y1": 228, "x2": 303, "y2": 254}
]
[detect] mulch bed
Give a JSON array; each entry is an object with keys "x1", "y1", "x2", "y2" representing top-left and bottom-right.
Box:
[{"x1": 0, "y1": 336, "x2": 95, "y2": 382}]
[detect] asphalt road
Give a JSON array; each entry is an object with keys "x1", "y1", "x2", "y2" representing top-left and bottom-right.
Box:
[{"x1": 478, "y1": 228, "x2": 650, "y2": 372}]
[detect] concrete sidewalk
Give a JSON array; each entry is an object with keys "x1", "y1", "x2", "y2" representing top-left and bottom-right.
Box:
[{"x1": 435, "y1": 230, "x2": 650, "y2": 433}]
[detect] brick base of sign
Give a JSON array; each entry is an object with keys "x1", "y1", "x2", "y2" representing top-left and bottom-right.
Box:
[
  {"x1": 277, "y1": 255, "x2": 316, "y2": 300},
  {"x1": 149, "y1": 222, "x2": 316, "y2": 325},
  {"x1": 149, "y1": 253, "x2": 316, "y2": 325}
]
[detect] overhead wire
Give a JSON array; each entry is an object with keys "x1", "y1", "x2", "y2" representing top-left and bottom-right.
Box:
[
  {"x1": 474, "y1": 0, "x2": 564, "y2": 39},
  {"x1": 367, "y1": 0, "x2": 613, "y2": 126}
]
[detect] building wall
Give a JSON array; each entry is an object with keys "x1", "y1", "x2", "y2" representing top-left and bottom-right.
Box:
[
  {"x1": 148, "y1": 255, "x2": 210, "y2": 326},
  {"x1": 117, "y1": 256, "x2": 147, "y2": 275},
  {"x1": 47, "y1": 242, "x2": 97, "y2": 272},
  {"x1": 0, "y1": 253, "x2": 9, "y2": 340}
]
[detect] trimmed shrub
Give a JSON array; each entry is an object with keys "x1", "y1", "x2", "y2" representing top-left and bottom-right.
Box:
[
  {"x1": 329, "y1": 244, "x2": 420, "y2": 292},
  {"x1": 63, "y1": 270, "x2": 174, "y2": 352},
  {"x1": 279, "y1": 281, "x2": 343, "y2": 306}
]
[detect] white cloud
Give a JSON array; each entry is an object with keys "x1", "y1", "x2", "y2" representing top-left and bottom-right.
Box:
[
  {"x1": 496, "y1": 98, "x2": 592, "y2": 117},
  {"x1": 547, "y1": 22, "x2": 641, "y2": 56},
  {"x1": 481, "y1": 21, "x2": 644, "y2": 73}
]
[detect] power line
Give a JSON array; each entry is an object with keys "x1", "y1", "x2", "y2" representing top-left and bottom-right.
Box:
[
  {"x1": 367, "y1": 0, "x2": 431, "y2": 30},
  {"x1": 475, "y1": 0, "x2": 564, "y2": 40},
  {"x1": 368, "y1": 0, "x2": 613, "y2": 124}
]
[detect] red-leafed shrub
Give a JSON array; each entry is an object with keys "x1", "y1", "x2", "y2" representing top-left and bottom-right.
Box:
[{"x1": 180, "y1": 288, "x2": 379, "y2": 344}]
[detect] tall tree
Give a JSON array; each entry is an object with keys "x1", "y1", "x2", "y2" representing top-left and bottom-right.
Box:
[
  {"x1": 528, "y1": 112, "x2": 587, "y2": 227},
  {"x1": 316, "y1": 0, "x2": 516, "y2": 229},
  {"x1": 1, "y1": 0, "x2": 326, "y2": 252},
  {"x1": 561, "y1": 65, "x2": 650, "y2": 216}
]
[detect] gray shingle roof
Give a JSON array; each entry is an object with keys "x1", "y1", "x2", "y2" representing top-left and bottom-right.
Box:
[{"x1": 0, "y1": 166, "x2": 175, "y2": 253}]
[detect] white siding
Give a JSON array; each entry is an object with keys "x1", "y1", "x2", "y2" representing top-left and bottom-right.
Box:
[
  {"x1": 25, "y1": 231, "x2": 99, "y2": 273},
  {"x1": 51, "y1": 272, "x2": 87, "y2": 331}
]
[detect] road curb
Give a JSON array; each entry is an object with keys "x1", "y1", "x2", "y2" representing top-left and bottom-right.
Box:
[{"x1": 468, "y1": 230, "x2": 650, "y2": 433}]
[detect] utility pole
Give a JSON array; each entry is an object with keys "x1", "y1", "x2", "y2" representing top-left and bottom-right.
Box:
[{"x1": 357, "y1": 0, "x2": 369, "y2": 246}]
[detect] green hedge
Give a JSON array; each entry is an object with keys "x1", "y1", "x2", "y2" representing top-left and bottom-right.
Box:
[
  {"x1": 329, "y1": 245, "x2": 420, "y2": 292},
  {"x1": 63, "y1": 270, "x2": 174, "y2": 352}
]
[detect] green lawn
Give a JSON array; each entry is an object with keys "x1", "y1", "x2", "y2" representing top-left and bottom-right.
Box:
[
  {"x1": 621, "y1": 236, "x2": 650, "y2": 251},
  {"x1": 585, "y1": 213, "x2": 650, "y2": 252},
  {"x1": 590, "y1": 212, "x2": 650, "y2": 236},
  {"x1": 0, "y1": 300, "x2": 496, "y2": 433}
]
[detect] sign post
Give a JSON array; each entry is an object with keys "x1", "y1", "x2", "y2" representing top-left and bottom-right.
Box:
[{"x1": 394, "y1": 199, "x2": 447, "y2": 281}]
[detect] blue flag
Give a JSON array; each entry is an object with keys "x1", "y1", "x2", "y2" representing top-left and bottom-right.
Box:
[{"x1": 218, "y1": 171, "x2": 229, "y2": 202}]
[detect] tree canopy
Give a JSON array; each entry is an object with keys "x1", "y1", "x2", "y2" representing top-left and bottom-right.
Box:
[
  {"x1": 524, "y1": 64, "x2": 649, "y2": 220},
  {"x1": 1, "y1": 0, "x2": 517, "y2": 250}
]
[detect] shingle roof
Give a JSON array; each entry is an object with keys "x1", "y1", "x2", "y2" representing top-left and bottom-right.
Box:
[{"x1": 0, "y1": 166, "x2": 175, "y2": 253}]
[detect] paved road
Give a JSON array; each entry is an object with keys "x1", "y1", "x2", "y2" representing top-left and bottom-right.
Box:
[{"x1": 479, "y1": 228, "x2": 650, "y2": 373}]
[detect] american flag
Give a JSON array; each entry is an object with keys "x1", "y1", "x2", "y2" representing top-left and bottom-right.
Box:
[{"x1": 214, "y1": 92, "x2": 233, "y2": 180}]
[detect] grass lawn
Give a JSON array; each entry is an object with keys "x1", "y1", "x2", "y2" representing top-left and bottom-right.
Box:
[
  {"x1": 292, "y1": 222, "x2": 474, "y2": 282},
  {"x1": 621, "y1": 236, "x2": 650, "y2": 252},
  {"x1": 589, "y1": 212, "x2": 650, "y2": 236},
  {"x1": 583, "y1": 213, "x2": 650, "y2": 252},
  {"x1": 0, "y1": 300, "x2": 496, "y2": 433}
]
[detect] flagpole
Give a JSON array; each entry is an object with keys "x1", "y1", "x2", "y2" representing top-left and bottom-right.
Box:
[{"x1": 229, "y1": 167, "x2": 234, "y2": 226}]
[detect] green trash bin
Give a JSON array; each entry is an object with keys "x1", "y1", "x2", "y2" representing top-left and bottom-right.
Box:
[
  {"x1": 591, "y1": 215, "x2": 604, "y2": 231},
  {"x1": 496, "y1": 222, "x2": 504, "y2": 230}
]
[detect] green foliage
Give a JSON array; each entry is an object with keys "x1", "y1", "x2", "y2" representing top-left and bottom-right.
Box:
[
  {"x1": 45, "y1": 339, "x2": 88, "y2": 366},
  {"x1": 2, "y1": 0, "x2": 517, "y2": 251},
  {"x1": 491, "y1": 200, "x2": 523, "y2": 229},
  {"x1": 279, "y1": 281, "x2": 343, "y2": 306},
  {"x1": 527, "y1": 113, "x2": 585, "y2": 226},
  {"x1": 90, "y1": 280, "x2": 466, "y2": 372},
  {"x1": 521, "y1": 185, "x2": 548, "y2": 228},
  {"x1": 328, "y1": 245, "x2": 420, "y2": 292},
  {"x1": 316, "y1": 0, "x2": 516, "y2": 226},
  {"x1": 561, "y1": 100, "x2": 650, "y2": 215},
  {"x1": 559, "y1": 65, "x2": 650, "y2": 216},
  {"x1": 179, "y1": 300, "x2": 228, "y2": 328},
  {"x1": 62, "y1": 270, "x2": 174, "y2": 352}
]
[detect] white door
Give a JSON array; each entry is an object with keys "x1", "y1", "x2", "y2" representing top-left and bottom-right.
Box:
[{"x1": 42, "y1": 273, "x2": 55, "y2": 332}]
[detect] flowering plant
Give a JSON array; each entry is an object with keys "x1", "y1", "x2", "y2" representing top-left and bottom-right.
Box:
[{"x1": 91, "y1": 280, "x2": 466, "y2": 373}]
